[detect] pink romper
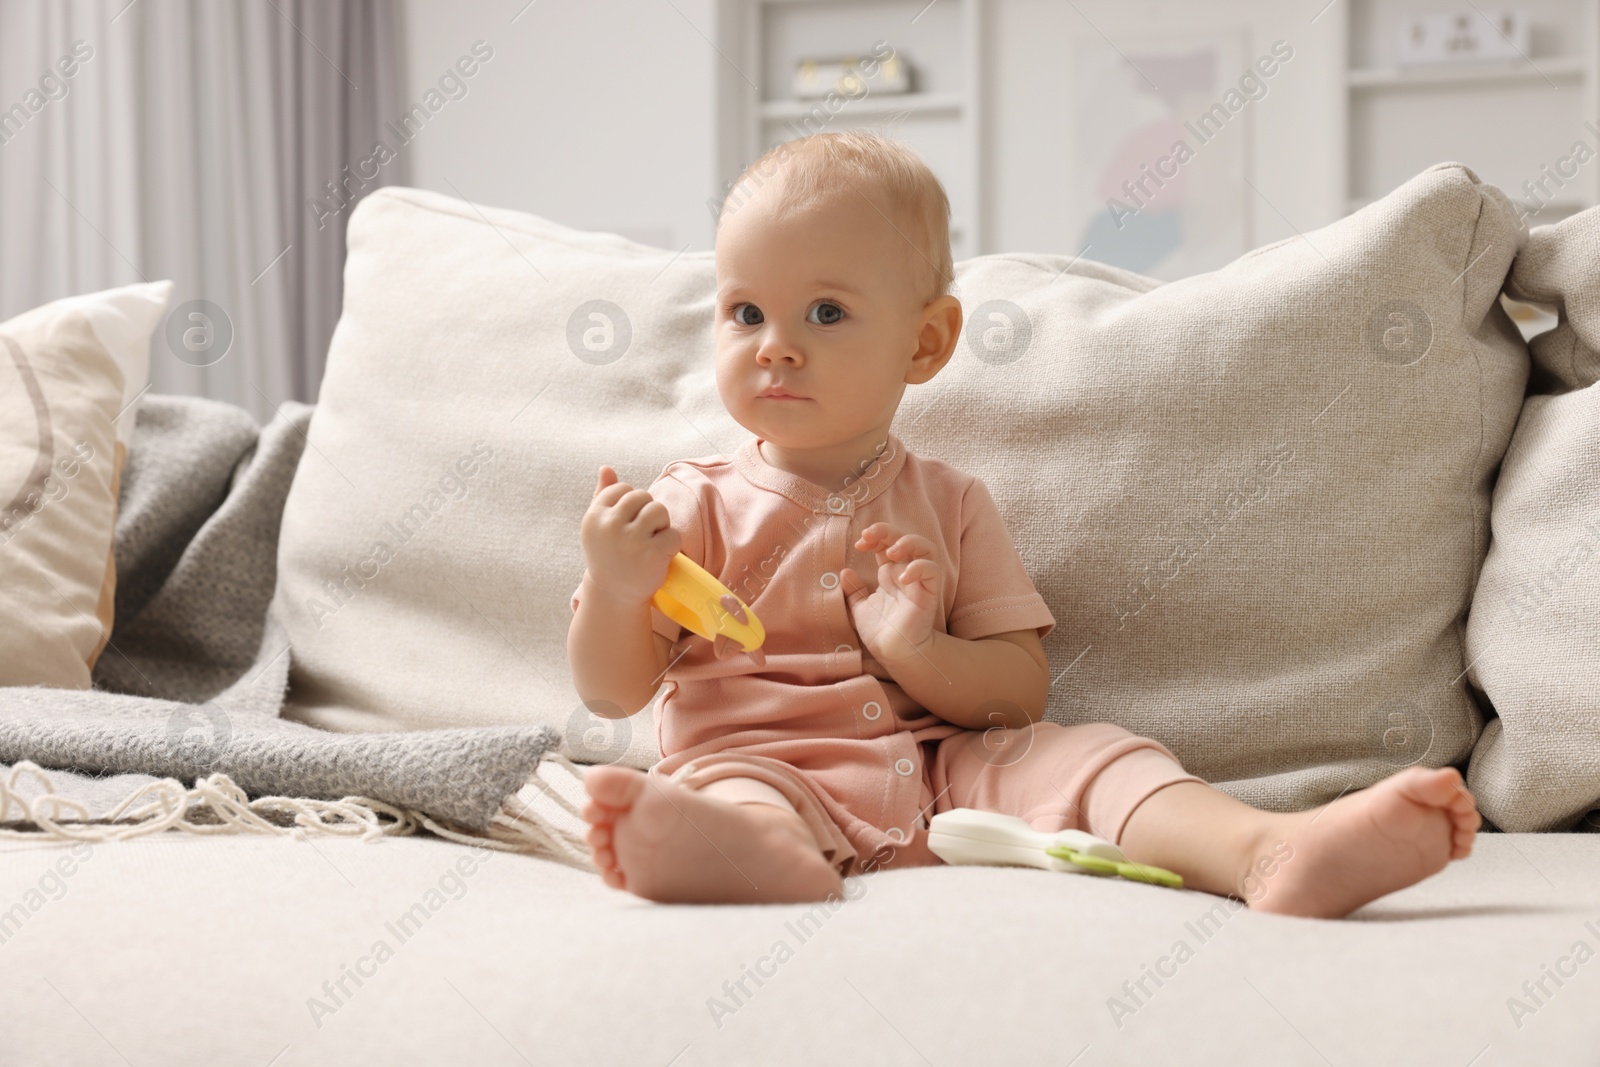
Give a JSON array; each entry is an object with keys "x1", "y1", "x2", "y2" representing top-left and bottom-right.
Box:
[{"x1": 572, "y1": 432, "x2": 1204, "y2": 878}]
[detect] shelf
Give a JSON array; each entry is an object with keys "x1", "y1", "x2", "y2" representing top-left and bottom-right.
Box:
[
  {"x1": 1348, "y1": 56, "x2": 1585, "y2": 89},
  {"x1": 759, "y1": 91, "x2": 964, "y2": 120},
  {"x1": 725, "y1": 0, "x2": 984, "y2": 258},
  {"x1": 1341, "y1": 0, "x2": 1600, "y2": 231}
]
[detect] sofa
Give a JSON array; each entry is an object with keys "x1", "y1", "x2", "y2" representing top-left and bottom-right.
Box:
[{"x1": 3, "y1": 160, "x2": 1599, "y2": 1065}]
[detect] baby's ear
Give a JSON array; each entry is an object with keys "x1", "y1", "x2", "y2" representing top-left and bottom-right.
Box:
[{"x1": 911, "y1": 294, "x2": 963, "y2": 378}]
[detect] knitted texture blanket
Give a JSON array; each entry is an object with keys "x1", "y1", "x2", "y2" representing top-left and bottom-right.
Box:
[{"x1": 0, "y1": 395, "x2": 589, "y2": 869}]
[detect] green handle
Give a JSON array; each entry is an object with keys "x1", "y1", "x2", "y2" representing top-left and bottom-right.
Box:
[{"x1": 1045, "y1": 845, "x2": 1184, "y2": 889}]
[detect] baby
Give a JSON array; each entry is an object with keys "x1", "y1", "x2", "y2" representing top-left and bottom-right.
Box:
[{"x1": 569, "y1": 130, "x2": 1480, "y2": 917}]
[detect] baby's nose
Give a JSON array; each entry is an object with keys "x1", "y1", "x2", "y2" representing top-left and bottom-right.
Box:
[{"x1": 755, "y1": 335, "x2": 804, "y2": 364}]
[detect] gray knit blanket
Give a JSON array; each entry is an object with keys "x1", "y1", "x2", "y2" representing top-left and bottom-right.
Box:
[{"x1": 0, "y1": 395, "x2": 577, "y2": 859}]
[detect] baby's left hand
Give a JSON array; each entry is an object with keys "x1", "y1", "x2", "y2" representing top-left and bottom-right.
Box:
[{"x1": 840, "y1": 522, "x2": 942, "y2": 665}]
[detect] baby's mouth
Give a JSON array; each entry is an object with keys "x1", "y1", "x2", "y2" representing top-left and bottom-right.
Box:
[{"x1": 756, "y1": 380, "x2": 809, "y2": 401}]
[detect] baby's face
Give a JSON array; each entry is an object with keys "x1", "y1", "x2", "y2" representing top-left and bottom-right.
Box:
[{"x1": 714, "y1": 177, "x2": 944, "y2": 452}]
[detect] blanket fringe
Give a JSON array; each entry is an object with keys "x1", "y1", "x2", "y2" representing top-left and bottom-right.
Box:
[
  {"x1": 0, "y1": 755, "x2": 602, "y2": 877},
  {"x1": 0, "y1": 760, "x2": 419, "y2": 843},
  {"x1": 421, "y1": 753, "x2": 600, "y2": 874}
]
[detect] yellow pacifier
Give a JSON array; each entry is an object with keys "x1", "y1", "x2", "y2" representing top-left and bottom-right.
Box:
[{"x1": 651, "y1": 553, "x2": 766, "y2": 663}]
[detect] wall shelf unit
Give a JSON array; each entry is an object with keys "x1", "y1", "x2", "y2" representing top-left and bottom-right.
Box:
[
  {"x1": 715, "y1": 0, "x2": 987, "y2": 259},
  {"x1": 1347, "y1": 54, "x2": 1587, "y2": 88},
  {"x1": 1341, "y1": 0, "x2": 1600, "y2": 226},
  {"x1": 757, "y1": 89, "x2": 967, "y2": 121},
  {"x1": 1339, "y1": 0, "x2": 1600, "y2": 339}
]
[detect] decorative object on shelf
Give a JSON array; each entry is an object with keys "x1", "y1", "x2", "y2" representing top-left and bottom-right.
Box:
[
  {"x1": 1397, "y1": 9, "x2": 1530, "y2": 65},
  {"x1": 792, "y1": 50, "x2": 910, "y2": 99}
]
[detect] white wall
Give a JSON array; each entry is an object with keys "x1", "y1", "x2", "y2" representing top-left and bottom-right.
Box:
[
  {"x1": 401, "y1": 0, "x2": 1351, "y2": 276},
  {"x1": 400, "y1": 0, "x2": 720, "y2": 251},
  {"x1": 404, "y1": 0, "x2": 1589, "y2": 274}
]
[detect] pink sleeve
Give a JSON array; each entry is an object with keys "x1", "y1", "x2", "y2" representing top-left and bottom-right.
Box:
[
  {"x1": 570, "y1": 468, "x2": 702, "y2": 643},
  {"x1": 946, "y1": 476, "x2": 1056, "y2": 642}
]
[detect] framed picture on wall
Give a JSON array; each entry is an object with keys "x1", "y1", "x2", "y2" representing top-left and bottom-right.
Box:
[{"x1": 1073, "y1": 30, "x2": 1253, "y2": 281}]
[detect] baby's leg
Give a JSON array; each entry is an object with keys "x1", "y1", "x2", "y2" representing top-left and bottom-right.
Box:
[
  {"x1": 1119, "y1": 766, "x2": 1481, "y2": 919},
  {"x1": 582, "y1": 766, "x2": 844, "y2": 904},
  {"x1": 934, "y1": 722, "x2": 1479, "y2": 918}
]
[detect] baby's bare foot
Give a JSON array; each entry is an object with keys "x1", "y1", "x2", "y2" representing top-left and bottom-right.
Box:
[
  {"x1": 1245, "y1": 766, "x2": 1481, "y2": 919},
  {"x1": 581, "y1": 765, "x2": 845, "y2": 904}
]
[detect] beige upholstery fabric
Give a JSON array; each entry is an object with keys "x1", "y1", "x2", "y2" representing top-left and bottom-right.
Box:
[
  {"x1": 1, "y1": 829, "x2": 1597, "y2": 1062},
  {"x1": 0, "y1": 282, "x2": 170, "y2": 688},
  {"x1": 897, "y1": 163, "x2": 1528, "y2": 812},
  {"x1": 1466, "y1": 211, "x2": 1600, "y2": 831},
  {"x1": 271, "y1": 186, "x2": 723, "y2": 768},
  {"x1": 274, "y1": 164, "x2": 1527, "y2": 811}
]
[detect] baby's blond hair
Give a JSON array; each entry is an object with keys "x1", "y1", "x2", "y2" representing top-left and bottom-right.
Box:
[{"x1": 717, "y1": 130, "x2": 954, "y2": 308}]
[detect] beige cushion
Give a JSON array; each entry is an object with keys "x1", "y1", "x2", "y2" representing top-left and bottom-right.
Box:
[
  {"x1": 2, "y1": 829, "x2": 1598, "y2": 1062},
  {"x1": 275, "y1": 164, "x2": 1527, "y2": 810},
  {"x1": 1466, "y1": 212, "x2": 1600, "y2": 830},
  {"x1": 0, "y1": 281, "x2": 172, "y2": 688}
]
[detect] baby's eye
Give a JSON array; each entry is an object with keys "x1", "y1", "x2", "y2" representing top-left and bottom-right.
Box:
[
  {"x1": 807, "y1": 302, "x2": 844, "y2": 326},
  {"x1": 728, "y1": 303, "x2": 763, "y2": 326}
]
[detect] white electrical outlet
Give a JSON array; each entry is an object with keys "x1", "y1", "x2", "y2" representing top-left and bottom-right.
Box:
[{"x1": 1397, "y1": 9, "x2": 1531, "y2": 65}]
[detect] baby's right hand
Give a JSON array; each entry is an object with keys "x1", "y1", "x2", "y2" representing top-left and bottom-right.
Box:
[{"x1": 580, "y1": 465, "x2": 682, "y2": 606}]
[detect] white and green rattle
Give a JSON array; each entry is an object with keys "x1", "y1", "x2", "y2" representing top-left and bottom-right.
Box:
[{"x1": 928, "y1": 808, "x2": 1183, "y2": 888}]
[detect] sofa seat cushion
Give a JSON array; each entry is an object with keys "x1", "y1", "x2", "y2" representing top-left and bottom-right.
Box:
[{"x1": 0, "y1": 830, "x2": 1594, "y2": 1061}]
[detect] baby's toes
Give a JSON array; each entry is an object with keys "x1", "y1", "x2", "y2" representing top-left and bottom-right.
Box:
[
  {"x1": 588, "y1": 838, "x2": 624, "y2": 883},
  {"x1": 580, "y1": 798, "x2": 612, "y2": 825},
  {"x1": 1423, "y1": 764, "x2": 1465, "y2": 798},
  {"x1": 1449, "y1": 801, "x2": 1482, "y2": 835},
  {"x1": 1448, "y1": 813, "x2": 1478, "y2": 859},
  {"x1": 1394, "y1": 765, "x2": 1466, "y2": 812},
  {"x1": 583, "y1": 764, "x2": 648, "y2": 809},
  {"x1": 595, "y1": 854, "x2": 625, "y2": 888}
]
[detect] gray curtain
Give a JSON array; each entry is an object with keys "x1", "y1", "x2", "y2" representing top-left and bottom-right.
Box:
[{"x1": 0, "y1": 0, "x2": 404, "y2": 419}]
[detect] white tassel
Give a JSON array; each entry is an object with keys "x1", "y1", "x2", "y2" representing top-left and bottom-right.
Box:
[
  {"x1": 420, "y1": 753, "x2": 600, "y2": 873},
  {"x1": 0, "y1": 756, "x2": 600, "y2": 875},
  {"x1": 0, "y1": 760, "x2": 414, "y2": 843}
]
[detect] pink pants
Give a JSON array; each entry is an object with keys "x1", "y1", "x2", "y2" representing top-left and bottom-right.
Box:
[{"x1": 696, "y1": 721, "x2": 1206, "y2": 876}]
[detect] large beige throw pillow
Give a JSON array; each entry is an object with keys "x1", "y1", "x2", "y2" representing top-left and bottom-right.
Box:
[
  {"x1": 0, "y1": 281, "x2": 173, "y2": 688},
  {"x1": 1465, "y1": 210, "x2": 1600, "y2": 831},
  {"x1": 275, "y1": 164, "x2": 1527, "y2": 811}
]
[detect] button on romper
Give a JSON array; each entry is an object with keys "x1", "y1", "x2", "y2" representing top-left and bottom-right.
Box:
[{"x1": 572, "y1": 432, "x2": 1204, "y2": 879}]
